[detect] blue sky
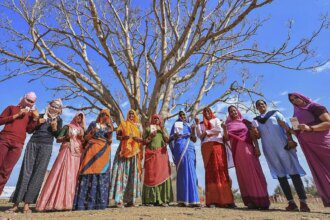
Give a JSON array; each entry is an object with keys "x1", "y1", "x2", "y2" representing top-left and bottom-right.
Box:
[{"x1": 0, "y1": 0, "x2": 329, "y2": 196}]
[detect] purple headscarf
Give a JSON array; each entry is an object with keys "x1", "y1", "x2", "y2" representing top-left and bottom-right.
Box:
[{"x1": 288, "y1": 92, "x2": 326, "y2": 125}]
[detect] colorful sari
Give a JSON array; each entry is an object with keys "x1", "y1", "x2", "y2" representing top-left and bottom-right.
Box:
[
  {"x1": 36, "y1": 112, "x2": 85, "y2": 211},
  {"x1": 197, "y1": 108, "x2": 234, "y2": 207},
  {"x1": 142, "y1": 114, "x2": 173, "y2": 205},
  {"x1": 110, "y1": 110, "x2": 142, "y2": 205},
  {"x1": 74, "y1": 109, "x2": 113, "y2": 210},
  {"x1": 169, "y1": 117, "x2": 200, "y2": 205},
  {"x1": 289, "y1": 92, "x2": 330, "y2": 207},
  {"x1": 225, "y1": 108, "x2": 270, "y2": 209}
]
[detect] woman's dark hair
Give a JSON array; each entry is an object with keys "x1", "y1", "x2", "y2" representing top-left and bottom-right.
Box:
[
  {"x1": 255, "y1": 99, "x2": 267, "y2": 107},
  {"x1": 227, "y1": 105, "x2": 237, "y2": 112}
]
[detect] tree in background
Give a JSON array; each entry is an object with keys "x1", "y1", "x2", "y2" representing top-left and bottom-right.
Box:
[{"x1": 0, "y1": 0, "x2": 327, "y2": 125}]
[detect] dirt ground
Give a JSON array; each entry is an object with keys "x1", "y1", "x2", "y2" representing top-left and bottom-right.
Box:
[{"x1": 0, "y1": 202, "x2": 329, "y2": 220}]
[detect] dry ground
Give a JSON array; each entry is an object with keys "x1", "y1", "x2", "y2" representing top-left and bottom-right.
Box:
[{"x1": 0, "y1": 202, "x2": 329, "y2": 220}]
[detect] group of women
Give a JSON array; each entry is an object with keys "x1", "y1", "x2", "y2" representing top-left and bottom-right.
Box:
[{"x1": 0, "y1": 91, "x2": 329, "y2": 214}]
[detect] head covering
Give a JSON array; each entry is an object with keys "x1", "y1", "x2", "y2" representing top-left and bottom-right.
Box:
[
  {"x1": 225, "y1": 106, "x2": 250, "y2": 142},
  {"x1": 18, "y1": 92, "x2": 37, "y2": 109},
  {"x1": 70, "y1": 111, "x2": 86, "y2": 130},
  {"x1": 203, "y1": 107, "x2": 216, "y2": 130},
  {"x1": 96, "y1": 109, "x2": 112, "y2": 124},
  {"x1": 118, "y1": 109, "x2": 142, "y2": 175},
  {"x1": 127, "y1": 109, "x2": 140, "y2": 124},
  {"x1": 44, "y1": 98, "x2": 63, "y2": 120},
  {"x1": 288, "y1": 92, "x2": 322, "y2": 115},
  {"x1": 151, "y1": 114, "x2": 163, "y2": 126},
  {"x1": 288, "y1": 92, "x2": 328, "y2": 125}
]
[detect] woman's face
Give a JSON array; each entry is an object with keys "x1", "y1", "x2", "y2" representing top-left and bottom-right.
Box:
[
  {"x1": 128, "y1": 111, "x2": 135, "y2": 121},
  {"x1": 48, "y1": 102, "x2": 61, "y2": 114},
  {"x1": 179, "y1": 112, "x2": 186, "y2": 122},
  {"x1": 152, "y1": 117, "x2": 160, "y2": 125},
  {"x1": 256, "y1": 101, "x2": 267, "y2": 114},
  {"x1": 229, "y1": 107, "x2": 239, "y2": 120},
  {"x1": 289, "y1": 95, "x2": 306, "y2": 107},
  {"x1": 99, "y1": 112, "x2": 109, "y2": 123},
  {"x1": 204, "y1": 108, "x2": 212, "y2": 120},
  {"x1": 75, "y1": 114, "x2": 83, "y2": 124}
]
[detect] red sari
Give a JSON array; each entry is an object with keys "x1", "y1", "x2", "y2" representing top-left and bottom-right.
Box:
[
  {"x1": 200, "y1": 108, "x2": 234, "y2": 206},
  {"x1": 202, "y1": 142, "x2": 234, "y2": 206}
]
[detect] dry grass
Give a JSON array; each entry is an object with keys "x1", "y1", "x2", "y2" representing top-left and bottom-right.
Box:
[{"x1": 0, "y1": 202, "x2": 329, "y2": 220}]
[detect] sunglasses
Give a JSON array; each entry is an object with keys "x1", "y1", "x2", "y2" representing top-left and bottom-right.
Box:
[{"x1": 26, "y1": 98, "x2": 35, "y2": 104}]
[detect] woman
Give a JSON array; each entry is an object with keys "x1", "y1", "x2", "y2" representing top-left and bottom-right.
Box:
[
  {"x1": 36, "y1": 112, "x2": 86, "y2": 211},
  {"x1": 110, "y1": 109, "x2": 143, "y2": 207},
  {"x1": 142, "y1": 114, "x2": 173, "y2": 206},
  {"x1": 287, "y1": 92, "x2": 330, "y2": 207},
  {"x1": 0, "y1": 92, "x2": 39, "y2": 196},
  {"x1": 195, "y1": 107, "x2": 235, "y2": 208},
  {"x1": 74, "y1": 109, "x2": 113, "y2": 210},
  {"x1": 169, "y1": 111, "x2": 200, "y2": 207},
  {"x1": 9, "y1": 99, "x2": 63, "y2": 213},
  {"x1": 224, "y1": 105, "x2": 269, "y2": 209},
  {"x1": 252, "y1": 99, "x2": 309, "y2": 212}
]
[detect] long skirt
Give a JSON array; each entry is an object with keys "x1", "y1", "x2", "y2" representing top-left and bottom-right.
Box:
[
  {"x1": 170, "y1": 138, "x2": 200, "y2": 205},
  {"x1": 231, "y1": 139, "x2": 270, "y2": 209},
  {"x1": 10, "y1": 141, "x2": 52, "y2": 204},
  {"x1": 110, "y1": 146, "x2": 141, "y2": 205},
  {"x1": 201, "y1": 141, "x2": 234, "y2": 206},
  {"x1": 73, "y1": 173, "x2": 110, "y2": 210},
  {"x1": 298, "y1": 131, "x2": 330, "y2": 207},
  {"x1": 142, "y1": 146, "x2": 173, "y2": 205},
  {"x1": 35, "y1": 146, "x2": 80, "y2": 211}
]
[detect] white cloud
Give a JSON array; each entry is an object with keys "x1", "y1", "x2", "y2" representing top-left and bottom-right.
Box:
[
  {"x1": 280, "y1": 91, "x2": 288, "y2": 96},
  {"x1": 121, "y1": 101, "x2": 129, "y2": 108},
  {"x1": 314, "y1": 61, "x2": 330, "y2": 73}
]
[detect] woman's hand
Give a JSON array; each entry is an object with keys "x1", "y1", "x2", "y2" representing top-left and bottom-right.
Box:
[
  {"x1": 250, "y1": 127, "x2": 260, "y2": 138},
  {"x1": 194, "y1": 117, "x2": 200, "y2": 125},
  {"x1": 122, "y1": 135, "x2": 130, "y2": 140},
  {"x1": 298, "y1": 124, "x2": 312, "y2": 132},
  {"x1": 51, "y1": 120, "x2": 58, "y2": 131},
  {"x1": 133, "y1": 137, "x2": 143, "y2": 143},
  {"x1": 201, "y1": 132, "x2": 207, "y2": 139},
  {"x1": 31, "y1": 109, "x2": 39, "y2": 120},
  {"x1": 287, "y1": 140, "x2": 298, "y2": 149},
  {"x1": 254, "y1": 147, "x2": 261, "y2": 157}
]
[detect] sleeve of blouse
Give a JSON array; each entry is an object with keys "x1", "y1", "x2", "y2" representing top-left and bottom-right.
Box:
[
  {"x1": 275, "y1": 112, "x2": 290, "y2": 127},
  {"x1": 0, "y1": 106, "x2": 15, "y2": 125},
  {"x1": 205, "y1": 118, "x2": 222, "y2": 135},
  {"x1": 310, "y1": 105, "x2": 328, "y2": 118},
  {"x1": 196, "y1": 123, "x2": 203, "y2": 138},
  {"x1": 57, "y1": 126, "x2": 69, "y2": 138}
]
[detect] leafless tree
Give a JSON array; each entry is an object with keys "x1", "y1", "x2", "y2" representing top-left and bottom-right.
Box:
[{"x1": 0, "y1": 0, "x2": 327, "y2": 125}]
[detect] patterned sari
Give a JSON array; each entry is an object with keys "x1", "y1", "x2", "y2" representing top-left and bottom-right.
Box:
[
  {"x1": 74, "y1": 110, "x2": 113, "y2": 210},
  {"x1": 110, "y1": 110, "x2": 142, "y2": 205},
  {"x1": 142, "y1": 114, "x2": 173, "y2": 205}
]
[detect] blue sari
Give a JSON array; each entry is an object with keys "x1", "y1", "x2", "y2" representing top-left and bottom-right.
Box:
[{"x1": 169, "y1": 119, "x2": 200, "y2": 205}]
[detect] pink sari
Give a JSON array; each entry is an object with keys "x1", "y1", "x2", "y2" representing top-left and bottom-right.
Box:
[
  {"x1": 226, "y1": 108, "x2": 270, "y2": 209},
  {"x1": 289, "y1": 93, "x2": 330, "y2": 207},
  {"x1": 36, "y1": 113, "x2": 85, "y2": 211}
]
